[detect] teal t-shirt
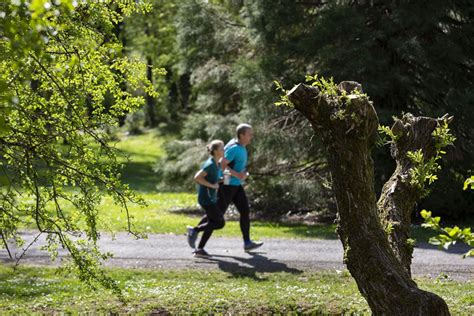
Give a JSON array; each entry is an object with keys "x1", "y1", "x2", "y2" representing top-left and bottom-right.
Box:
[
  {"x1": 197, "y1": 157, "x2": 220, "y2": 205},
  {"x1": 224, "y1": 139, "x2": 248, "y2": 186}
]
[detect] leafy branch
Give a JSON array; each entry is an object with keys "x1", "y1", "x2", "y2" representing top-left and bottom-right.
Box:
[
  {"x1": 407, "y1": 119, "x2": 455, "y2": 196},
  {"x1": 420, "y1": 177, "x2": 474, "y2": 258},
  {"x1": 0, "y1": 0, "x2": 158, "y2": 299}
]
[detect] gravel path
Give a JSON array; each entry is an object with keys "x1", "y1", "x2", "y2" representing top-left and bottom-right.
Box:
[{"x1": 1, "y1": 231, "x2": 472, "y2": 281}]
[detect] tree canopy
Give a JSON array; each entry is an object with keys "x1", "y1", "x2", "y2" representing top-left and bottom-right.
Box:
[
  {"x1": 148, "y1": 0, "x2": 473, "y2": 218},
  {"x1": 0, "y1": 0, "x2": 161, "y2": 294}
]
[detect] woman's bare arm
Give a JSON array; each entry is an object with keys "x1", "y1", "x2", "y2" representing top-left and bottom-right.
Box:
[{"x1": 194, "y1": 169, "x2": 219, "y2": 189}]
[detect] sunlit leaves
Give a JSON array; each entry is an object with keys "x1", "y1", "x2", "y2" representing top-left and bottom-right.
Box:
[
  {"x1": 377, "y1": 125, "x2": 398, "y2": 147},
  {"x1": 273, "y1": 81, "x2": 291, "y2": 107},
  {"x1": 305, "y1": 74, "x2": 338, "y2": 97},
  {"x1": 421, "y1": 207, "x2": 473, "y2": 258},
  {"x1": 463, "y1": 176, "x2": 474, "y2": 191},
  {"x1": 432, "y1": 120, "x2": 456, "y2": 151},
  {"x1": 406, "y1": 119, "x2": 455, "y2": 196},
  {"x1": 0, "y1": 0, "x2": 160, "y2": 297}
]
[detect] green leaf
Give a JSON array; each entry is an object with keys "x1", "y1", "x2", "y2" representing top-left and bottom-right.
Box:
[
  {"x1": 446, "y1": 226, "x2": 460, "y2": 238},
  {"x1": 442, "y1": 241, "x2": 454, "y2": 250},
  {"x1": 463, "y1": 249, "x2": 474, "y2": 258},
  {"x1": 463, "y1": 176, "x2": 474, "y2": 190},
  {"x1": 420, "y1": 209, "x2": 431, "y2": 219},
  {"x1": 429, "y1": 237, "x2": 442, "y2": 246}
]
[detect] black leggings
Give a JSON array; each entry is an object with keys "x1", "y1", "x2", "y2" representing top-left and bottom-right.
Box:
[
  {"x1": 217, "y1": 184, "x2": 250, "y2": 242},
  {"x1": 194, "y1": 203, "x2": 225, "y2": 249}
]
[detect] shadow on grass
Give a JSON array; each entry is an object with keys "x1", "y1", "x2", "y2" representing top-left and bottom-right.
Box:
[
  {"x1": 251, "y1": 221, "x2": 338, "y2": 240},
  {"x1": 204, "y1": 252, "x2": 302, "y2": 281},
  {"x1": 169, "y1": 207, "x2": 203, "y2": 217},
  {"x1": 120, "y1": 161, "x2": 159, "y2": 192}
]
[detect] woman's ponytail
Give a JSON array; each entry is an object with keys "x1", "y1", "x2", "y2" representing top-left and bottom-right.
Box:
[{"x1": 207, "y1": 139, "x2": 224, "y2": 156}]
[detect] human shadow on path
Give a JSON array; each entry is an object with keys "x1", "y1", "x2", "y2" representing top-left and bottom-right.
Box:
[{"x1": 202, "y1": 252, "x2": 302, "y2": 281}]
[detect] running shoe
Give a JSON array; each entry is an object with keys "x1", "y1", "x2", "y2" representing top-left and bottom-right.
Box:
[
  {"x1": 244, "y1": 240, "x2": 264, "y2": 252},
  {"x1": 186, "y1": 226, "x2": 198, "y2": 249},
  {"x1": 193, "y1": 248, "x2": 211, "y2": 258}
]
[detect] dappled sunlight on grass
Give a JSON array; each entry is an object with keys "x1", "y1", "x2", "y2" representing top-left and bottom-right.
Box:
[{"x1": 0, "y1": 265, "x2": 471, "y2": 314}]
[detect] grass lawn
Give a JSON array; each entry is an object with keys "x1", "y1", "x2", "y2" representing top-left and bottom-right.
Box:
[
  {"x1": 44, "y1": 191, "x2": 337, "y2": 240},
  {"x1": 113, "y1": 129, "x2": 168, "y2": 192},
  {"x1": 0, "y1": 264, "x2": 472, "y2": 314}
]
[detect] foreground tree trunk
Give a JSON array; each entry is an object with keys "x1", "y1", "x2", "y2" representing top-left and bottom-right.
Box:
[
  {"x1": 288, "y1": 82, "x2": 449, "y2": 315},
  {"x1": 376, "y1": 113, "x2": 452, "y2": 275}
]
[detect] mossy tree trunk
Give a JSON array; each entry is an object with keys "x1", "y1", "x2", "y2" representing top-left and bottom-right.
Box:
[
  {"x1": 376, "y1": 113, "x2": 451, "y2": 275},
  {"x1": 288, "y1": 82, "x2": 450, "y2": 315}
]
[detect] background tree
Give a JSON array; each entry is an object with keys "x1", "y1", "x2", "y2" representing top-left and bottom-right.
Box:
[
  {"x1": 123, "y1": 0, "x2": 179, "y2": 129},
  {"x1": 0, "y1": 0, "x2": 160, "y2": 295},
  {"x1": 151, "y1": 0, "x2": 472, "y2": 219},
  {"x1": 155, "y1": 0, "x2": 333, "y2": 215}
]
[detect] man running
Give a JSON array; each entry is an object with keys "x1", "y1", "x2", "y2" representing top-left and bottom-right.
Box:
[{"x1": 219, "y1": 123, "x2": 263, "y2": 251}]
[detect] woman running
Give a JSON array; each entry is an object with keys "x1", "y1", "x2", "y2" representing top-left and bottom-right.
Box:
[{"x1": 186, "y1": 140, "x2": 225, "y2": 257}]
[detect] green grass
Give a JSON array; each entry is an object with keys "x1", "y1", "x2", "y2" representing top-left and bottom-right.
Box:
[
  {"x1": 113, "y1": 130, "x2": 167, "y2": 192},
  {"x1": 114, "y1": 130, "x2": 167, "y2": 164},
  {"x1": 72, "y1": 192, "x2": 336, "y2": 239},
  {"x1": 0, "y1": 264, "x2": 472, "y2": 314}
]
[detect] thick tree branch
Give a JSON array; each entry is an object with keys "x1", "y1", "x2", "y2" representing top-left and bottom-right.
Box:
[{"x1": 377, "y1": 113, "x2": 453, "y2": 275}]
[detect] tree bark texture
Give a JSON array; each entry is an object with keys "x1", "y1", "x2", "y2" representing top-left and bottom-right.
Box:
[
  {"x1": 288, "y1": 83, "x2": 449, "y2": 315},
  {"x1": 145, "y1": 56, "x2": 158, "y2": 127},
  {"x1": 377, "y1": 113, "x2": 451, "y2": 275}
]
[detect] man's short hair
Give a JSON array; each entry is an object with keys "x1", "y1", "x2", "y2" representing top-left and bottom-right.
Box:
[{"x1": 236, "y1": 123, "x2": 252, "y2": 139}]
